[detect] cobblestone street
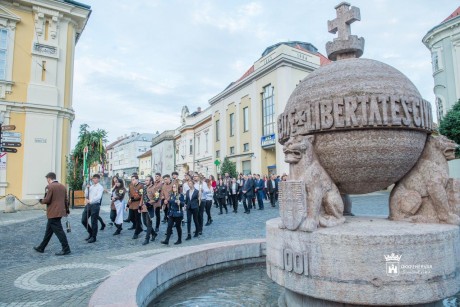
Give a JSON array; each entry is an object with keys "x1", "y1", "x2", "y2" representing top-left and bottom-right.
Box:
[{"x1": 0, "y1": 192, "x2": 390, "y2": 306}]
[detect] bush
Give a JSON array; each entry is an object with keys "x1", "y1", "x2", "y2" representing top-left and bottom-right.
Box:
[{"x1": 439, "y1": 99, "x2": 460, "y2": 158}]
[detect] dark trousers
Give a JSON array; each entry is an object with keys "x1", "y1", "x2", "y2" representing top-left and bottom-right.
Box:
[
  {"x1": 198, "y1": 201, "x2": 205, "y2": 233},
  {"x1": 163, "y1": 205, "x2": 168, "y2": 221},
  {"x1": 110, "y1": 210, "x2": 116, "y2": 223},
  {"x1": 269, "y1": 192, "x2": 276, "y2": 207},
  {"x1": 81, "y1": 203, "x2": 101, "y2": 238},
  {"x1": 213, "y1": 193, "x2": 218, "y2": 207},
  {"x1": 38, "y1": 217, "x2": 70, "y2": 251},
  {"x1": 165, "y1": 216, "x2": 182, "y2": 242},
  {"x1": 155, "y1": 207, "x2": 161, "y2": 229},
  {"x1": 251, "y1": 197, "x2": 256, "y2": 209},
  {"x1": 205, "y1": 200, "x2": 212, "y2": 221},
  {"x1": 186, "y1": 207, "x2": 199, "y2": 235},
  {"x1": 142, "y1": 208, "x2": 156, "y2": 240},
  {"x1": 218, "y1": 197, "x2": 227, "y2": 213},
  {"x1": 230, "y1": 194, "x2": 238, "y2": 212},
  {"x1": 243, "y1": 194, "x2": 251, "y2": 212},
  {"x1": 130, "y1": 209, "x2": 143, "y2": 235},
  {"x1": 126, "y1": 208, "x2": 134, "y2": 224},
  {"x1": 256, "y1": 190, "x2": 264, "y2": 209}
]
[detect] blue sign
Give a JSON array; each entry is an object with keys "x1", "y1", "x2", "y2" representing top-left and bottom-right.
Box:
[{"x1": 261, "y1": 134, "x2": 276, "y2": 147}]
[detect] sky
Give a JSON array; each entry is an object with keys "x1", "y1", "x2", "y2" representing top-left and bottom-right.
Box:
[{"x1": 71, "y1": 0, "x2": 460, "y2": 147}]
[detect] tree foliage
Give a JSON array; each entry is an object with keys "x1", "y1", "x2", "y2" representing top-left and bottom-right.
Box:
[
  {"x1": 66, "y1": 124, "x2": 108, "y2": 189},
  {"x1": 220, "y1": 157, "x2": 238, "y2": 178},
  {"x1": 439, "y1": 99, "x2": 460, "y2": 158}
]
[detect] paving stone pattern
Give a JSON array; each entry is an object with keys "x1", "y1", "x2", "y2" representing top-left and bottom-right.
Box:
[{"x1": 0, "y1": 192, "x2": 389, "y2": 306}]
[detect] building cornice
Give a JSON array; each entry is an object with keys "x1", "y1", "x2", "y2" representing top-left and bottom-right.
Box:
[
  {"x1": 1, "y1": 100, "x2": 75, "y2": 120},
  {"x1": 178, "y1": 114, "x2": 212, "y2": 133},
  {"x1": 423, "y1": 15, "x2": 460, "y2": 47},
  {"x1": 208, "y1": 55, "x2": 318, "y2": 105}
]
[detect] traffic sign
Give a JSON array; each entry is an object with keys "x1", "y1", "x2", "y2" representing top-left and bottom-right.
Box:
[
  {"x1": 2, "y1": 132, "x2": 21, "y2": 138},
  {"x1": 1, "y1": 125, "x2": 15, "y2": 131},
  {"x1": 1, "y1": 147, "x2": 17, "y2": 153},
  {"x1": 2, "y1": 137, "x2": 21, "y2": 142},
  {"x1": 1, "y1": 142, "x2": 21, "y2": 147}
]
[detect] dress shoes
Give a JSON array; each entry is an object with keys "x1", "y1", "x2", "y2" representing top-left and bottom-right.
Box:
[
  {"x1": 85, "y1": 234, "x2": 92, "y2": 241},
  {"x1": 161, "y1": 240, "x2": 169, "y2": 245},
  {"x1": 193, "y1": 233, "x2": 199, "y2": 238},
  {"x1": 100, "y1": 223, "x2": 106, "y2": 231},
  {"x1": 33, "y1": 246, "x2": 44, "y2": 253},
  {"x1": 185, "y1": 234, "x2": 192, "y2": 240},
  {"x1": 87, "y1": 237, "x2": 96, "y2": 243},
  {"x1": 113, "y1": 229, "x2": 121, "y2": 236},
  {"x1": 151, "y1": 232, "x2": 157, "y2": 241},
  {"x1": 174, "y1": 240, "x2": 182, "y2": 245},
  {"x1": 198, "y1": 232, "x2": 202, "y2": 235},
  {"x1": 142, "y1": 239, "x2": 149, "y2": 245},
  {"x1": 55, "y1": 250, "x2": 71, "y2": 256},
  {"x1": 123, "y1": 219, "x2": 130, "y2": 223},
  {"x1": 132, "y1": 234, "x2": 139, "y2": 239},
  {"x1": 128, "y1": 226, "x2": 135, "y2": 230},
  {"x1": 218, "y1": 212, "x2": 223, "y2": 215},
  {"x1": 205, "y1": 221, "x2": 210, "y2": 226}
]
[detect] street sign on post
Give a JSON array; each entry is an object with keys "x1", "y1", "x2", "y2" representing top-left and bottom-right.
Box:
[
  {"x1": 2, "y1": 132, "x2": 21, "y2": 138},
  {"x1": 1, "y1": 142, "x2": 21, "y2": 147},
  {"x1": 2, "y1": 137, "x2": 21, "y2": 142},
  {"x1": 1, "y1": 125, "x2": 16, "y2": 131},
  {"x1": 1, "y1": 147, "x2": 17, "y2": 153}
]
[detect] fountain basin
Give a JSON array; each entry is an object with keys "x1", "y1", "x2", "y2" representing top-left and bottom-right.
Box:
[{"x1": 88, "y1": 239, "x2": 266, "y2": 306}]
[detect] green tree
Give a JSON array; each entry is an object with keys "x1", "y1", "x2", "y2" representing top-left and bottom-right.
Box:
[
  {"x1": 220, "y1": 157, "x2": 238, "y2": 178},
  {"x1": 67, "y1": 124, "x2": 108, "y2": 190},
  {"x1": 439, "y1": 99, "x2": 460, "y2": 158}
]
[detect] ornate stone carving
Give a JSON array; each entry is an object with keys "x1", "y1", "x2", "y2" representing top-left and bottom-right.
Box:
[
  {"x1": 282, "y1": 135, "x2": 345, "y2": 232},
  {"x1": 390, "y1": 135, "x2": 460, "y2": 225}
]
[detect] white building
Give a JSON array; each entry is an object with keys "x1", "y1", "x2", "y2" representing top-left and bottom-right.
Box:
[
  {"x1": 174, "y1": 106, "x2": 213, "y2": 177},
  {"x1": 111, "y1": 132, "x2": 157, "y2": 178},
  {"x1": 423, "y1": 6, "x2": 460, "y2": 121},
  {"x1": 423, "y1": 6, "x2": 460, "y2": 179},
  {"x1": 151, "y1": 130, "x2": 175, "y2": 176}
]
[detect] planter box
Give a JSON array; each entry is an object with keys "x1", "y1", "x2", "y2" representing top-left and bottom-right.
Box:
[{"x1": 72, "y1": 190, "x2": 86, "y2": 208}]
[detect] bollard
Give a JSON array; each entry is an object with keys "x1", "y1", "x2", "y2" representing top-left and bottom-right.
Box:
[{"x1": 4, "y1": 195, "x2": 16, "y2": 213}]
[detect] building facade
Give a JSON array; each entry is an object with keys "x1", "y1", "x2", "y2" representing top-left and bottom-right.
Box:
[
  {"x1": 423, "y1": 6, "x2": 460, "y2": 121},
  {"x1": 0, "y1": 0, "x2": 90, "y2": 202},
  {"x1": 208, "y1": 41, "x2": 329, "y2": 176},
  {"x1": 423, "y1": 6, "x2": 460, "y2": 179},
  {"x1": 174, "y1": 106, "x2": 213, "y2": 177},
  {"x1": 150, "y1": 129, "x2": 175, "y2": 176},
  {"x1": 111, "y1": 132, "x2": 156, "y2": 178},
  {"x1": 137, "y1": 149, "x2": 151, "y2": 180}
]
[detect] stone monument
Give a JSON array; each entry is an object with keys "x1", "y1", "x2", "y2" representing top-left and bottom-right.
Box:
[{"x1": 266, "y1": 2, "x2": 460, "y2": 306}]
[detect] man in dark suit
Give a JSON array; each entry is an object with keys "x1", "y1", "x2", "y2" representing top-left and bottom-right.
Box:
[
  {"x1": 34, "y1": 172, "x2": 71, "y2": 256},
  {"x1": 185, "y1": 181, "x2": 200, "y2": 240},
  {"x1": 254, "y1": 174, "x2": 265, "y2": 210},
  {"x1": 242, "y1": 174, "x2": 255, "y2": 214},
  {"x1": 267, "y1": 174, "x2": 278, "y2": 207}
]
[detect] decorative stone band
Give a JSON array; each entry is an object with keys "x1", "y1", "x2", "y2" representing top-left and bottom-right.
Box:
[{"x1": 278, "y1": 95, "x2": 432, "y2": 144}]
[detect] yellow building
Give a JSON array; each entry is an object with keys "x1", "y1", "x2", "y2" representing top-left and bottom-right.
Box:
[
  {"x1": 138, "y1": 149, "x2": 152, "y2": 180},
  {"x1": 0, "y1": 0, "x2": 91, "y2": 203},
  {"x1": 209, "y1": 41, "x2": 330, "y2": 176}
]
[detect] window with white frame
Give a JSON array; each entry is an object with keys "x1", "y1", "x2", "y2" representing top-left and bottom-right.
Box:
[
  {"x1": 230, "y1": 146, "x2": 235, "y2": 155},
  {"x1": 243, "y1": 143, "x2": 249, "y2": 152},
  {"x1": 215, "y1": 120, "x2": 220, "y2": 141},
  {"x1": 229, "y1": 113, "x2": 235, "y2": 136},
  {"x1": 205, "y1": 133, "x2": 209, "y2": 152},
  {"x1": 262, "y1": 85, "x2": 275, "y2": 136},
  {"x1": 189, "y1": 139, "x2": 193, "y2": 155},
  {"x1": 243, "y1": 107, "x2": 249, "y2": 132},
  {"x1": 197, "y1": 136, "x2": 200, "y2": 155},
  {"x1": 0, "y1": 29, "x2": 7, "y2": 80}
]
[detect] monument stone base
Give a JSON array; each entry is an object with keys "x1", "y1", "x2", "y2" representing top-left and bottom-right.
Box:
[{"x1": 266, "y1": 217, "x2": 460, "y2": 306}]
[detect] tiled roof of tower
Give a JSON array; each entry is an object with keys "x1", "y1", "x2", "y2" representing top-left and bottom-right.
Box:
[{"x1": 442, "y1": 6, "x2": 460, "y2": 23}]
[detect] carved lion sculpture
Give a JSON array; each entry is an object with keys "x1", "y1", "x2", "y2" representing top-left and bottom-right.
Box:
[
  {"x1": 390, "y1": 135, "x2": 460, "y2": 225},
  {"x1": 281, "y1": 135, "x2": 345, "y2": 232}
]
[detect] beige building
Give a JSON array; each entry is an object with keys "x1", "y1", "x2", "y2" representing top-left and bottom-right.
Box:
[
  {"x1": 208, "y1": 41, "x2": 330, "y2": 176},
  {"x1": 137, "y1": 149, "x2": 151, "y2": 180},
  {"x1": 151, "y1": 129, "x2": 175, "y2": 176},
  {"x1": 0, "y1": 0, "x2": 91, "y2": 203}
]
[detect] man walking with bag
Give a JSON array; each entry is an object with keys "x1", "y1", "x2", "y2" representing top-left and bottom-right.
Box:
[{"x1": 34, "y1": 172, "x2": 71, "y2": 255}]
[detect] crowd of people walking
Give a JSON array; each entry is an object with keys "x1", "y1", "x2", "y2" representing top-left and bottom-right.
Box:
[
  {"x1": 87, "y1": 171, "x2": 286, "y2": 246},
  {"x1": 34, "y1": 170, "x2": 286, "y2": 255}
]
